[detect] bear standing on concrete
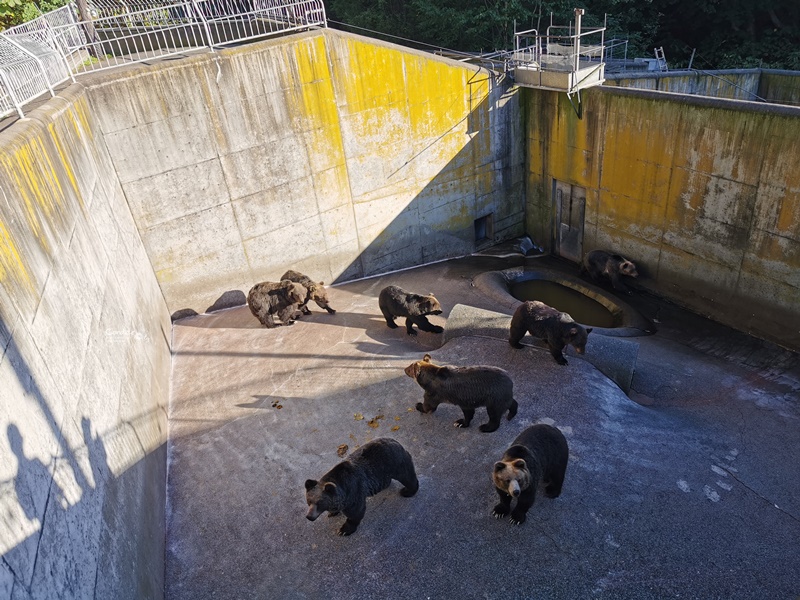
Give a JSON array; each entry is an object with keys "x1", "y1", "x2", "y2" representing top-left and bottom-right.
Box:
[
  {"x1": 492, "y1": 424, "x2": 569, "y2": 525},
  {"x1": 304, "y1": 438, "x2": 419, "y2": 536},
  {"x1": 247, "y1": 280, "x2": 307, "y2": 328},
  {"x1": 404, "y1": 354, "x2": 519, "y2": 432},
  {"x1": 378, "y1": 285, "x2": 444, "y2": 335},
  {"x1": 280, "y1": 269, "x2": 336, "y2": 315},
  {"x1": 581, "y1": 249, "x2": 639, "y2": 293},
  {"x1": 509, "y1": 301, "x2": 592, "y2": 366}
]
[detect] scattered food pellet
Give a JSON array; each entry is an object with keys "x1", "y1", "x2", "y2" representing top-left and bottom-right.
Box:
[
  {"x1": 336, "y1": 444, "x2": 348, "y2": 457},
  {"x1": 391, "y1": 426, "x2": 400, "y2": 432},
  {"x1": 354, "y1": 413, "x2": 364, "y2": 421}
]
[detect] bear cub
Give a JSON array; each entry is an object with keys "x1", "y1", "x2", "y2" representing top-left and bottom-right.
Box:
[
  {"x1": 581, "y1": 249, "x2": 639, "y2": 293},
  {"x1": 247, "y1": 280, "x2": 307, "y2": 328},
  {"x1": 509, "y1": 300, "x2": 592, "y2": 365},
  {"x1": 404, "y1": 354, "x2": 518, "y2": 432},
  {"x1": 280, "y1": 269, "x2": 336, "y2": 315},
  {"x1": 304, "y1": 438, "x2": 419, "y2": 536},
  {"x1": 378, "y1": 285, "x2": 443, "y2": 335},
  {"x1": 492, "y1": 424, "x2": 569, "y2": 525}
]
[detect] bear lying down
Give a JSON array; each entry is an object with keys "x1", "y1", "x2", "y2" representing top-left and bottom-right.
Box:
[
  {"x1": 492, "y1": 424, "x2": 569, "y2": 525},
  {"x1": 305, "y1": 438, "x2": 418, "y2": 536}
]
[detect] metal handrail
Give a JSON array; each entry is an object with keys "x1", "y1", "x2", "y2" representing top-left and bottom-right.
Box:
[{"x1": 0, "y1": 0, "x2": 327, "y2": 119}]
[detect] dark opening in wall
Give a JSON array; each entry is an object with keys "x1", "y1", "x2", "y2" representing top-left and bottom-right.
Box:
[{"x1": 474, "y1": 213, "x2": 494, "y2": 246}]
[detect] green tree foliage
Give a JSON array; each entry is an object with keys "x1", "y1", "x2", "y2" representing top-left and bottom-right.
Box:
[
  {"x1": 1, "y1": 0, "x2": 67, "y2": 30},
  {"x1": 328, "y1": 0, "x2": 800, "y2": 69}
]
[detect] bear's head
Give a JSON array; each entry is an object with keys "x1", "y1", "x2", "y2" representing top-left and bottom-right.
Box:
[
  {"x1": 559, "y1": 314, "x2": 592, "y2": 355},
  {"x1": 304, "y1": 479, "x2": 339, "y2": 521},
  {"x1": 566, "y1": 324, "x2": 592, "y2": 355},
  {"x1": 415, "y1": 294, "x2": 442, "y2": 316},
  {"x1": 404, "y1": 353, "x2": 436, "y2": 379},
  {"x1": 619, "y1": 259, "x2": 638, "y2": 278},
  {"x1": 308, "y1": 282, "x2": 335, "y2": 313},
  {"x1": 283, "y1": 281, "x2": 307, "y2": 305},
  {"x1": 493, "y1": 456, "x2": 531, "y2": 498}
]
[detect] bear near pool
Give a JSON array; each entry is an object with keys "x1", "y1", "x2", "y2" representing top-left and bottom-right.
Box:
[
  {"x1": 492, "y1": 424, "x2": 569, "y2": 525},
  {"x1": 304, "y1": 438, "x2": 419, "y2": 536},
  {"x1": 247, "y1": 280, "x2": 307, "y2": 328},
  {"x1": 378, "y1": 285, "x2": 444, "y2": 335},
  {"x1": 404, "y1": 354, "x2": 519, "y2": 432},
  {"x1": 509, "y1": 301, "x2": 592, "y2": 366},
  {"x1": 581, "y1": 249, "x2": 639, "y2": 293},
  {"x1": 280, "y1": 269, "x2": 336, "y2": 315}
]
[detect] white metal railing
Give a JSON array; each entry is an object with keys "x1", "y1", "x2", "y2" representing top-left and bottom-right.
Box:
[
  {"x1": 511, "y1": 8, "x2": 606, "y2": 96},
  {"x1": 0, "y1": 0, "x2": 326, "y2": 119}
]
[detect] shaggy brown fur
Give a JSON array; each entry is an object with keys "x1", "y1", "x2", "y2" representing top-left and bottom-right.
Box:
[
  {"x1": 404, "y1": 354, "x2": 518, "y2": 432},
  {"x1": 305, "y1": 438, "x2": 418, "y2": 536},
  {"x1": 581, "y1": 249, "x2": 639, "y2": 293},
  {"x1": 378, "y1": 285, "x2": 443, "y2": 335},
  {"x1": 247, "y1": 280, "x2": 307, "y2": 328},
  {"x1": 492, "y1": 424, "x2": 569, "y2": 525},
  {"x1": 280, "y1": 270, "x2": 336, "y2": 315},
  {"x1": 509, "y1": 301, "x2": 592, "y2": 366}
]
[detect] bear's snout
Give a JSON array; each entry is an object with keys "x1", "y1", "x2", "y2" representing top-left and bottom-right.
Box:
[
  {"x1": 306, "y1": 506, "x2": 322, "y2": 521},
  {"x1": 508, "y1": 481, "x2": 521, "y2": 497}
]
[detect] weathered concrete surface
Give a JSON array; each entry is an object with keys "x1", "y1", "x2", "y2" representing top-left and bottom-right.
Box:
[
  {"x1": 166, "y1": 256, "x2": 800, "y2": 599},
  {"x1": 525, "y1": 85, "x2": 800, "y2": 352},
  {"x1": 81, "y1": 29, "x2": 524, "y2": 316},
  {"x1": 0, "y1": 89, "x2": 170, "y2": 598}
]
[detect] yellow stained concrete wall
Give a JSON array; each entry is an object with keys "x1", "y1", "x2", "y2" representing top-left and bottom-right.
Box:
[
  {"x1": 525, "y1": 86, "x2": 800, "y2": 350},
  {"x1": 605, "y1": 70, "x2": 762, "y2": 101},
  {"x1": 84, "y1": 29, "x2": 523, "y2": 315},
  {"x1": 0, "y1": 89, "x2": 170, "y2": 596}
]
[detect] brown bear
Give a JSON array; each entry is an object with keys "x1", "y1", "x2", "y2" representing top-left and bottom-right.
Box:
[
  {"x1": 280, "y1": 269, "x2": 336, "y2": 315},
  {"x1": 304, "y1": 438, "x2": 419, "y2": 536},
  {"x1": 509, "y1": 301, "x2": 592, "y2": 366},
  {"x1": 378, "y1": 285, "x2": 443, "y2": 335},
  {"x1": 492, "y1": 424, "x2": 569, "y2": 525},
  {"x1": 581, "y1": 249, "x2": 639, "y2": 293},
  {"x1": 404, "y1": 354, "x2": 518, "y2": 432},
  {"x1": 247, "y1": 280, "x2": 307, "y2": 328}
]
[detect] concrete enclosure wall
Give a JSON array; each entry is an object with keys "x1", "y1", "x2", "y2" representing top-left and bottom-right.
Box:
[
  {"x1": 85, "y1": 29, "x2": 524, "y2": 316},
  {"x1": 0, "y1": 91, "x2": 171, "y2": 596},
  {"x1": 525, "y1": 86, "x2": 800, "y2": 350},
  {"x1": 606, "y1": 68, "x2": 800, "y2": 107}
]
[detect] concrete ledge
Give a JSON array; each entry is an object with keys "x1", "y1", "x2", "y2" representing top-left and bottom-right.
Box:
[{"x1": 444, "y1": 303, "x2": 639, "y2": 395}]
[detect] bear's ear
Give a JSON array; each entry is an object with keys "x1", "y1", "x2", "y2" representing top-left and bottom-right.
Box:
[
  {"x1": 405, "y1": 362, "x2": 420, "y2": 378},
  {"x1": 305, "y1": 479, "x2": 318, "y2": 491},
  {"x1": 422, "y1": 354, "x2": 432, "y2": 362},
  {"x1": 568, "y1": 327, "x2": 578, "y2": 337},
  {"x1": 494, "y1": 462, "x2": 506, "y2": 472},
  {"x1": 322, "y1": 482, "x2": 337, "y2": 495},
  {"x1": 318, "y1": 281, "x2": 324, "y2": 286},
  {"x1": 586, "y1": 328, "x2": 593, "y2": 334},
  {"x1": 512, "y1": 459, "x2": 527, "y2": 470}
]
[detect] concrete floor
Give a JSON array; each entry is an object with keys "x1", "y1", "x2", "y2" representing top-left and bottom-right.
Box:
[{"x1": 165, "y1": 253, "x2": 800, "y2": 600}]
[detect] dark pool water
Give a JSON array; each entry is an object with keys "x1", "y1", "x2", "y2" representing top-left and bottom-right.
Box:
[{"x1": 510, "y1": 279, "x2": 618, "y2": 328}]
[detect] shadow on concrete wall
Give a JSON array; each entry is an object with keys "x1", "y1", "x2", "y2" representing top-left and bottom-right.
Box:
[
  {"x1": 0, "y1": 316, "x2": 165, "y2": 598},
  {"x1": 329, "y1": 76, "x2": 523, "y2": 286}
]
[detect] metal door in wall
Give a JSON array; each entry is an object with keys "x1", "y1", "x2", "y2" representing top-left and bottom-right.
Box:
[{"x1": 553, "y1": 180, "x2": 586, "y2": 264}]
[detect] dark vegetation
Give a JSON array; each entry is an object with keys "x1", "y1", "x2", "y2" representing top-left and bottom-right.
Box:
[
  {"x1": 327, "y1": 0, "x2": 800, "y2": 70},
  {"x1": 2, "y1": 0, "x2": 798, "y2": 70}
]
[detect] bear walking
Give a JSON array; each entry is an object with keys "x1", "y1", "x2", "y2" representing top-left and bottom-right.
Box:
[
  {"x1": 378, "y1": 285, "x2": 443, "y2": 335},
  {"x1": 404, "y1": 354, "x2": 519, "y2": 433},
  {"x1": 280, "y1": 269, "x2": 336, "y2": 315},
  {"x1": 581, "y1": 249, "x2": 639, "y2": 293},
  {"x1": 304, "y1": 438, "x2": 419, "y2": 536},
  {"x1": 509, "y1": 301, "x2": 592, "y2": 365},
  {"x1": 247, "y1": 280, "x2": 307, "y2": 328},
  {"x1": 492, "y1": 424, "x2": 569, "y2": 525}
]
